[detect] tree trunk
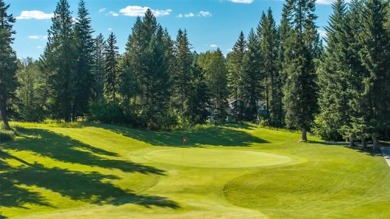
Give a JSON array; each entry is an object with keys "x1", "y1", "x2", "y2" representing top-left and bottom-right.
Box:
[
  {"x1": 372, "y1": 136, "x2": 378, "y2": 151},
  {"x1": 362, "y1": 138, "x2": 367, "y2": 148},
  {"x1": 349, "y1": 135, "x2": 354, "y2": 147},
  {"x1": 0, "y1": 104, "x2": 11, "y2": 130},
  {"x1": 301, "y1": 128, "x2": 307, "y2": 142}
]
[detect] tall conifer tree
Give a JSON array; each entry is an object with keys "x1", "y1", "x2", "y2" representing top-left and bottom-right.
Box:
[
  {"x1": 242, "y1": 29, "x2": 263, "y2": 121},
  {"x1": 104, "y1": 32, "x2": 119, "y2": 103},
  {"x1": 0, "y1": 0, "x2": 17, "y2": 130},
  {"x1": 282, "y1": 0, "x2": 320, "y2": 141},
  {"x1": 227, "y1": 31, "x2": 246, "y2": 121},
  {"x1": 44, "y1": 0, "x2": 75, "y2": 122},
  {"x1": 73, "y1": 0, "x2": 94, "y2": 120}
]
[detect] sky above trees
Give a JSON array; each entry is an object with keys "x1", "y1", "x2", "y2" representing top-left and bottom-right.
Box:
[{"x1": 8, "y1": 0, "x2": 333, "y2": 59}]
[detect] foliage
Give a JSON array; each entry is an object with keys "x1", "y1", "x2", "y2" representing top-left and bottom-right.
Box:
[
  {"x1": 88, "y1": 101, "x2": 124, "y2": 124},
  {"x1": 0, "y1": 0, "x2": 17, "y2": 130}
]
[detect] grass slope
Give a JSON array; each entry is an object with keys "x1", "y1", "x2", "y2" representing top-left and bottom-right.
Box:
[{"x1": 0, "y1": 122, "x2": 389, "y2": 218}]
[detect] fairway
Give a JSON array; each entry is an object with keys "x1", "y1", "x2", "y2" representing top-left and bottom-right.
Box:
[
  {"x1": 1, "y1": 123, "x2": 390, "y2": 219},
  {"x1": 144, "y1": 148, "x2": 293, "y2": 168}
]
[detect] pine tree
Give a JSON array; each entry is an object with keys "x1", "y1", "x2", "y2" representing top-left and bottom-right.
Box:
[
  {"x1": 146, "y1": 26, "x2": 172, "y2": 129},
  {"x1": 282, "y1": 0, "x2": 320, "y2": 141},
  {"x1": 316, "y1": 0, "x2": 349, "y2": 140},
  {"x1": 0, "y1": 0, "x2": 17, "y2": 130},
  {"x1": 189, "y1": 56, "x2": 210, "y2": 124},
  {"x1": 120, "y1": 10, "x2": 173, "y2": 129},
  {"x1": 227, "y1": 31, "x2": 246, "y2": 121},
  {"x1": 16, "y1": 58, "x2": 46, "y2": 122},
  {"x1": 73, "y1": 0, "x2": 94, "y2": 120},
  {"x1": 359, "y1": 0, "x2": 390, "y2": 147},
  {"x1": 199, "y1": 49, "x2": 228, "y2": 123},
  {"x1": 120, "y1": 17, "x2": 143, "y2": 107},
  {"x1": 242, "y1": 29, "x2": 263, "y2": 122},
  {"x1": 339, "y1": 0, "x2": 370, "y2": 146},
  {"x1": 92, "y1": 33, "x2": 106, "y2": 102},
  {"x1": 45, "y1": 0, "x2": 75, "y2": 122},
  {"x1": 104, "y1": 32, "x2": 119, "y2": 103},
  {"x1": 258, "y1": 8, "x2": 283, "y2": 126},
  {"x1": 173, "y1": 29, "x2": 193, "y2": 121}
]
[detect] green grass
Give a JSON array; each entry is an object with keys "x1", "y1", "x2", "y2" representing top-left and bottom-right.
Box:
[{"x1": 1, "y1": 122, "x2": 389, "y2": 218}]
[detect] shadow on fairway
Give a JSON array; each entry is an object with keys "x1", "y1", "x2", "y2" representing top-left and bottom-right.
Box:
[
  {"x1": 0, "y1": 129, "x2": 179, "y2": 212},
  {"x1": 0, "y1": 159, "x2": 179, "y2": 210},
  {"x1": 98, "y1": 124, "x2": 268, "y2": 147},
  {"x1": 0, "y1": 156, "x2": 52, "y2": 209},
  {"x1": 11, "y1": 128, "x2": 164, "y2": 175}
]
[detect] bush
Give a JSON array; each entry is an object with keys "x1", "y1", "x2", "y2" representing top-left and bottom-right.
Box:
[
  {"x1": 0, "y1": 129, "x2": 15, "y2": 142},
  {"x1": 89, "y1": 102, "x2": 125, "y2": 124}
]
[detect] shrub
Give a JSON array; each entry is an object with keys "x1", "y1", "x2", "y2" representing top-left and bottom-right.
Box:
[{"x1": 89, "y1": 102, "x2": 125, "y2": 124}]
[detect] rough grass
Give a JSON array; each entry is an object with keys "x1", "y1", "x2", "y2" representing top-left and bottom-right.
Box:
[{"x1": 0, "y1": 122, "x2": 389, "y2": 218}]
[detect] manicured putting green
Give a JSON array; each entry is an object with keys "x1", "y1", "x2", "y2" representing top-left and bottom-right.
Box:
[{"x1": 144, "y1": 148, "x2": 292, "y2": 168}]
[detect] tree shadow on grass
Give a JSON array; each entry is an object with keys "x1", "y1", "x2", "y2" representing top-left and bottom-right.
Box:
[
  {"x1": 0, "y1": 129, "x2": 179, "y2": 214},
  {"x1": 3, "y1": 164, "x2": 178, "y2": 208},
  {"x1": 0, "y1": 161, "x2": 179, "y2": 211},
  {"x1": 10, "y1": 128, "x2": 164, "y2": 175},
  {"x1": 0, "y1": 156, "x2": 51, "y2": 210},
  {"x1": 98, "y1": 124, "x2": 268, "y2": 147}
]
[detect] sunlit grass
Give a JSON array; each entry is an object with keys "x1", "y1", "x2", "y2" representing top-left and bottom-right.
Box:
[{"x1": 1, "y1": 122, "x2": 389, "y2": 218}]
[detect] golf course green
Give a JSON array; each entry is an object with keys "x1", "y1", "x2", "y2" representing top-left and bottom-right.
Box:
[{"x1": 1, "y1": 122, "x2": 390, "y2": 218}]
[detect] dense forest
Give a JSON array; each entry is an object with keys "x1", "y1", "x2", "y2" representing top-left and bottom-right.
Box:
[{"x1": 0, "y1": 0, "x2": 389, "y2": 144}]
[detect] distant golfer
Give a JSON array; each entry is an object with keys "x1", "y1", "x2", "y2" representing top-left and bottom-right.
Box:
[{"x1": 183, "y1": 136, "x2": 187, "y2": 144}]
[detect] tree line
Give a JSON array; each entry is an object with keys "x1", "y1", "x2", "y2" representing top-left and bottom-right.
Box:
[{"x1": 0, "y1": 0, "x2": 389, "y2": 144}]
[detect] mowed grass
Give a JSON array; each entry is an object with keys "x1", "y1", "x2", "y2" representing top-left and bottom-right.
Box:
[{"x1": 0, "y1": 122, "x2": 389, "y2": 218}]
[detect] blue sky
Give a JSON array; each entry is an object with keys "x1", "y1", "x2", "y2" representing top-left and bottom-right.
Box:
[{"x1": 7, "y1": 0, "x2": 334, "y2": 59}]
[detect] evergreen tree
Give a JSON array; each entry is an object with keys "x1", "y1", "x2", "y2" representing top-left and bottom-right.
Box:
[
  {"x1": 120, "y1": 10, "x2": 173, "y2": 129},
  {"x1": 189, "y1": 57, "x2": 210, "y2": 124},
  {"x1": 173, "y1": 29, "x2": 193, "y2": 122},
  {"x1": 92, "y1": 33, "x2": 106, "y2": 102},
  {"x1": 358, "y1": 0, "x2": 390, "y2": 147},
  {"x1": 258, "y1": 8, "x2": 283, "y2": 126},
  {"x1": 73, "y1": 0, "x2": 94, "y2": 120},
  {"x1": 227, "y1": 31, "x2": 246, "y2": 121},
  {"x1": 339, "y1": 0, "x2": 370, "y2": 146},
  {"x1": 145, "y1": 26, "x2": 172, "y2": 129},
  {"x1": 316, "y1": 0, "x2": 349, "y2": 140},
  {"x1": 15, "y1": 59, "x2": 46, "y2": 122},
  {"x1": 45, "y1": 0, "x2": 75, "y2": 122},
  {"x1": 104, "y1": 32, "x2": 119, "y2": 103},
  {"x1": 198, "y1": 49, "x2": 228, "y2": 123},
  {"x1": 242, "y1": 29, "x2": 263, "y2": 122},
  {"x1": 120, "y1": 17, "x2": 143, "y2": 107},
  {"x1": 282, "y1": 0, "x2": 320, "y2": 141},
  {"x1": 0, "y1": 0, "x2": 17, "y2": 130}
]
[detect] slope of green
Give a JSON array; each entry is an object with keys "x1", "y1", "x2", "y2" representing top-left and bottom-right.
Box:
[{"x1": 0, "y1": 122, "x2": 389, "y2": 218}]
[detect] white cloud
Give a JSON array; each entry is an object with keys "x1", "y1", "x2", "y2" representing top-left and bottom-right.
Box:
[
  {"x1": 37, "y1": 46, "x2": 43, "y2": 49},
  {"x1": 177, "y1": 11, "x2": 212, "y2": 18},
  {"x1": 210, "y1": 44, "x2": 219, "y2": 48},
  {"x1": 28, "y1": 35, "x2": 47, "y2": 40},
  {"x1": 119, "y1": 6, "x2": 172, "y2": 17},
  {"x1": 229, "y1": 0, "x2": 254, "y2": 4},
  {"x1": 199, "y1": 11, "x2": 212, "y2": 17},
  {"x1": 109, "y1": 11, "x2": 119, "y2": 17},
  {"x1": 16, "y1": 10, "x2": 53, "y2": 20},
  {"x1": 108, "y1": 27, "x2": 113, "y2": 31},
  {"x1": 99, "y1": 8, "x2": 106, "y2": 13}
]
